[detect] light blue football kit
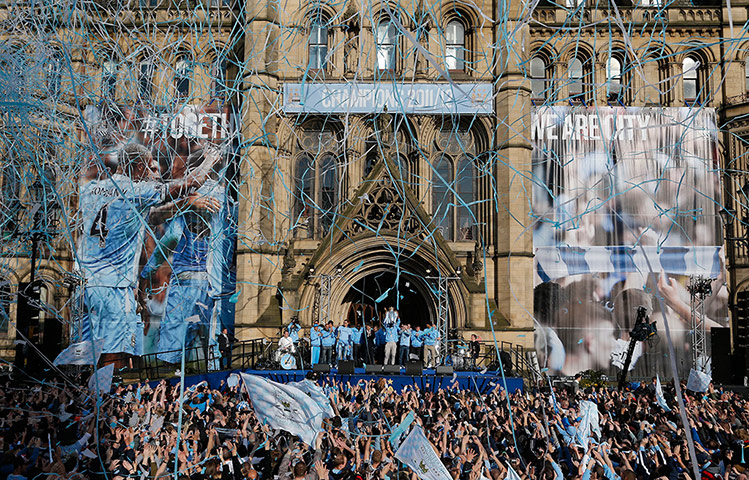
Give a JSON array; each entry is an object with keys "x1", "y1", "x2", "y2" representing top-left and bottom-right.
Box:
[
  {"x1": 141, "y1": 179, "x2": 235, "y2": 363},
  {"x1": 77, "y1": 174, "x2": 165, "y2": 355}
]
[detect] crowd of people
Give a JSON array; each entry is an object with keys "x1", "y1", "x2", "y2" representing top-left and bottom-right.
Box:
[
  {"x1": 2, "y1": 369, "x2": 749, "y2": 480},
  {"x1": 278, "y1": 307, "x2": 479, "y2": 369}
]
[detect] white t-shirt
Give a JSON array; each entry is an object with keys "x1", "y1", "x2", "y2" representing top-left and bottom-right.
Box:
[{"x1": 279, "y1": 336, "x2": 295, "y2": 353}]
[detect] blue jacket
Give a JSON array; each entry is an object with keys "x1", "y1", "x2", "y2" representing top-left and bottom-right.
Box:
[
  {"x1": 384, "y1": 324, "x2": 400, "y2": 343},
  {"x1": 374, "y1": 328, "x2": 386, "y2": 346},
  {"x1": 399, "y1": 329, "x2": 411, "y2": 347},
  {"x1": 338, "y1": 326, "x2": 354, "y2": 346},
  {"x1": 411, "y1": 330, "x2": 424, "y2": 347},
  {"x1": 310, "y1": 326, "x2": 322, "y2": 347},
  {"x1": 287, "y1": 323, "x2": 301, "y2": 342},
  {"x1": 352, "y1": 327, "x2": 362, "y2": 345},
  {"x1": 321, "y1": 329, "x2": 336, "y2": 347},
  {"x1": 423, "y1": 327, "x2": 439, "y2": 346}
]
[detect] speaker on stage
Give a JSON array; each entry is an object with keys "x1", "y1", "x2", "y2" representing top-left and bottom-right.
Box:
[
  {"x1": 366, "y1": 364, "x2": 383, "y2": 374},
  {"x1": 338, "y1": 360, "x2": 355, "y2": 375},
  {"x1": 499, "y1": 351, "x2": 513, "y2": 376},
  {"x1": 406, "y1": 361, "x2": 423, "y2": 376},
  {"x1": 313, "y1": 363, "x2": 331, "y2": 373},
  {"x1": 711, "y1": 328, "x2": 731, "y2": 384},
  {"x1": 383, "y1": 365, "x2": 400, "y2": 375},
  {"x1": 436, "y1": 366, "x2": 453, "y2": 375}
]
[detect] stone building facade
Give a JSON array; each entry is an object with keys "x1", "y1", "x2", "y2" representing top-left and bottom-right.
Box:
[{"x1": 3, "y1": 0, "x2": 749, "y2": 368}]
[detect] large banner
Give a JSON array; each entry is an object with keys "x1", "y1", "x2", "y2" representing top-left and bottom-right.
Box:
[
  {"x1": 532, "y1": 107, "x2": 727, "y2": 378},
  {"x1": 76, "y1": 103, "x2": 238, "y2": 361}
]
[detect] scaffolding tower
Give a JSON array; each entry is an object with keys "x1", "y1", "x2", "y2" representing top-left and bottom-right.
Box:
[{"x1": 688, "y1": 275, "x2": 713, "y2": 373}]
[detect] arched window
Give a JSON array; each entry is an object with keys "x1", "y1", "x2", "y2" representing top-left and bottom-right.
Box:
[
  {"x1": 456, "y1": 157, "x2": 475, "y2": 240},
  {"x1": 376, "y1": 17, "x2": 397, "y2": 71},
  {"x1": 0, "y1": 279, "x2": 9, "y2": 334},
  {"x1": 432, "y1": 155, "x2": 454, "y2": 240},
  {"x1": 295, "y1": 155, "x2": 314, "y2": 238},
  {"x1": 175, "y1": 55, "x2": 191, "y2": 98},
  {"x1": 606, "y1": 57, "x2": 622, "y2": 101},
  {"x1": 683, "y1": 56, "x2": 698, "y2": 103},
  {"x1": 745, "y1": 60, "x2": 749, "y2": 93},
  {"x1": 309, "y1": 17, "x2": 329, "y2": 70},
  {"x1": 1, "y1": 154, "x2": 20, "y2": 236},
  {"x1": 212, "y1": 55, "x2": 227, "y2": 98},
  {"x1": 45, "y1": 50, "x2": 62, "y2": 97},
  {"x1": 319, "y1": 155, "x2": 337, "y2": 232},
  {"x1": 530, "y1": 56, "x2": 548, "y2": 100},
  {"x1": 432, "y1": 127, "x2": 478, "y2": 241},
  {"x1": 102, "y1": 59, "x2": 117, "y2": 98},
  {"x1": 293, "y1": 124, "x2": 340, "y2": 239},
  {"x1": 139, "y1": 59, "x2": 154, "y2": 101},
  {"x1": 568, "y1": 57, "x2": 584, "y2": 99},
  {"x1": 445, "y1": 20, "x2": 465, "y2": 71}
]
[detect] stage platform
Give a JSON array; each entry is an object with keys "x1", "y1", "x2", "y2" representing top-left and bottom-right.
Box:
[{"x1": 160, "y1": 367, "x2": 524, "y2": 394}]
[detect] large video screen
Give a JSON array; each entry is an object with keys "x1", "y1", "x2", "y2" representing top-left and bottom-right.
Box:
[
  {"x1": 532, "y1": 107, "x2": 726, "y2": 378},
  {"x1": 76, "y1": 103, "x2": 238, "y2": 362}
]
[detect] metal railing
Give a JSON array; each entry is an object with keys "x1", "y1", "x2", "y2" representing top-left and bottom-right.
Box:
[
  {"x1": 104, "y1": 336, "x2": 533, "y2": 382},
  {"x1": 103, "y1": 338, "x2": 268, "y2": 382}
]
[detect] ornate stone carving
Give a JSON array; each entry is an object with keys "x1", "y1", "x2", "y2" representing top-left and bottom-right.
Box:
[
  {"x1": 282, "y1": 245, "x2": 297, "y2": 277},
  {"x1": 342, "y1": 179, "x2": 423, "y2": 239}
]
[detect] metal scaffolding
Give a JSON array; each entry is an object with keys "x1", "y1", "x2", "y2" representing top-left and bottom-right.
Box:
[
  {"x1": 436, "y1": 275, "x2": 449, "y2": 359},
  {"x1": 309, "y1": 265, "x2": 343, "y2": 326},
  {"x1": 318, "y1": 274, "x2": 333, "y2": 326},
  {"x1": 426, "y1": 269, "x2": 461, "y2": 364},
  {"x1": 688, "y1": 275, "x2": 713, "y2": 373}
]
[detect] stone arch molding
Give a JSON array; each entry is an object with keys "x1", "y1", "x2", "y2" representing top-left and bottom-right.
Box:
[{"x1": 297, "y1": 234, "x2": 468, "y2": 330}]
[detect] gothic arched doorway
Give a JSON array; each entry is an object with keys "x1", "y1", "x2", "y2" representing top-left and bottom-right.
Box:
[{"x1": 342, "y1": 270, "x2": 434, "y2": 329}]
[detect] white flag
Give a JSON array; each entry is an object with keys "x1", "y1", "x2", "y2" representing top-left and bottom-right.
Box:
[
  {"x1": 395, "y1": 426, "x2": 452, "y2": 480},
  {"x1": 288, "y1": 379, "x2": 335, "y2": 418},
  {"x1": 610, "y1": 340, "x2": 642, "y2": 371},
  {"x1": 88, "y1": 363, "x2": 114, "y2": 394},
  {"x1": 576, "y1": 400, "x2": 600, "y2": 449},
  {"x1": 53, "y1": 339, "x2": 104, "y2": 366},
  {"x1": 655, "y1": 375, "x2": 671, "y2": 411},
  {"x1": 686, "y1": 369, "x2": 711, "y2": 393},
  {"x1": 240, "y1": 373, "x2": 325, "y2": 446},
  {"x1": 504, "y1": 464, "x2": 522, "y2": 480}
]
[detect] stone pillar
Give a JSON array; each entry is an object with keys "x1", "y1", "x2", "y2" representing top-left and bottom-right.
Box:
[
  {"x1": 235, "y1": 0, "x2": 284, "y2": 340},
  {"x1": 492, "y1": 1, "x2": 534, "y2": 348}
]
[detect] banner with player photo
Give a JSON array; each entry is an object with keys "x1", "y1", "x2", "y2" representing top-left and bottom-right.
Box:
[
  {"x1": 531, "y1": 106, "x2": 727, "y2": 378},
  {"x1": 75, "y1": 103, "x2": 238, "y2": 362}
]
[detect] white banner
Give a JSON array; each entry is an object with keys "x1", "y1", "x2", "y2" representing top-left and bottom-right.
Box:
[
  {"x1": 240, "y1": 373, "x2": 326, "y2": 446},
  {"x1": 395, "y1": 426, "x2": 452, "y2": 480},
  {"x1": 283, "y1": 83, "x2": 493, "y2": 115},
  {"x1": 88, "y1": 363, "x2": 114, "y2": 394}
]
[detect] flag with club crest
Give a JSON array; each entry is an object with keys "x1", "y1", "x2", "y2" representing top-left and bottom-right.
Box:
[
  {"x1": 395, "y1": 425, "x2": 451, "y2": 480},
  {"x1": 53, "y1": 339, "x2": 104, "y2": 366},
  {"x1": 655, "y1": 375, "x2": 671, "y2": 411},
  {"x1": 240, "y1": 373, "x2": 326, "y2": 445},
  {"x1": 88, "y1": 363, "x2": 114, "y2": 394},
  {"x1": 686, "y1": 368, "x2": 711, "y2": 393},
  {"x1": 288, "y1": 379, "x2": 335, "y2": 418},
  {"x1": 576, "y1": 400, "x2": 600, "y2": 449}
]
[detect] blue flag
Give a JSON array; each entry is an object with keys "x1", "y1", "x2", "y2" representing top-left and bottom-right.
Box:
[
  {"x1": 655, "y1": 375, "x2": 670, "y2": 411},
  {"x1": 389, "y1": 411, "x2": 415, "y2": 448}
]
